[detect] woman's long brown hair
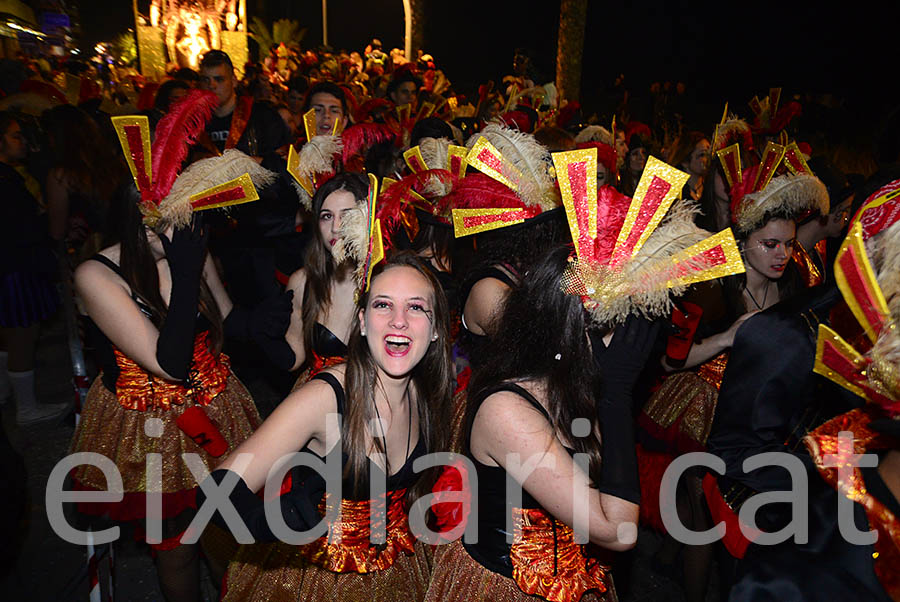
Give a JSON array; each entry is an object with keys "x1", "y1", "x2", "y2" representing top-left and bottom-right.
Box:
[
  {"x1": 301, "y1": 172, "x2": 369, "y2": 355},
  {"x1": 342, "y1": 252, "x2": 453, "y2": 504},
  {"x1": 114, "y1": 184, "x2": 224, "y2": 354}
]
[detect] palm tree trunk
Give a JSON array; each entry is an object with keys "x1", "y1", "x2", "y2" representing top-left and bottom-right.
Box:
[{"x1": 555, "y1": 0, "x2": 587, "y2": 104}]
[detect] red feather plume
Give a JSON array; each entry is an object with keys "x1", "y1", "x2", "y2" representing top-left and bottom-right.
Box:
[
  {"x1": 150, "y1": 89, "x2": 218, "y2": 201},
  {"x1": 444, "y1": 172, "x2": 525, "y2": 210},
  {"x1": 341, "y1": 122, "x2": 396, "y2": 164},
  {"x1": 353, "y1": 98, "x2": 393, "y2": 123}
]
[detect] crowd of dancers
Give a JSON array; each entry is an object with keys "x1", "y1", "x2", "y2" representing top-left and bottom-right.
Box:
[{"x1": 1, "y1": 44, "x2": 898, "y2": 602}]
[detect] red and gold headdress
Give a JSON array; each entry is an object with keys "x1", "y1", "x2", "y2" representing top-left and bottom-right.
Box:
[
  {"x1": 112, "y1": 89, "x2": 274, "y2": 229},
  {"x1": 813, "y1": 178, "x2": 900, "y2": 418},
  {"x1": 285, "y1": 108, "x2": 343, "y2": 210},
  {"x1": 552, "y1": 149, "x2": 745, "y2": 324},
  {"x1": 449, "y1": 124, "x2": 562, "y2": 238},
  {"x1": 718, "y1": 140, "x2": 827, "y2": 235},
  {"x1": 375, "y1": 137, "x2": 468, "y2": 244},
  {"x1": 748, "y1": 87, "x2": 803, "y2": 138},
  {"x1": 334, "y1": 174, "x2": 385, "y2": 293}
]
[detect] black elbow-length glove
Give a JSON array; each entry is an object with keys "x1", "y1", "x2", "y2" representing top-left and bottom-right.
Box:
[{"x1": 590, "y1": 315, "x2": 662, "y2": 505}]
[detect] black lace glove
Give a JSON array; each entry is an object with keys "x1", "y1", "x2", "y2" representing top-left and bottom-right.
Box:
[
  {"x1": 196, "y1": 467, "x2": 324, "y2": 542},
  {"x1": 156, "y1": 214, "x2": 209, "y2": 381},
  {"x1": 589, "y1": 315, "x2": 662, "y2": 505},
  {"x1": 224, "y1": 290, "x2": 296, "y2": 371}
]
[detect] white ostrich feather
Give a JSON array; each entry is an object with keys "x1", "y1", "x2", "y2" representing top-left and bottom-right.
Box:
[
  {"x1": 298, "y1": 135, "x2": 343, "y2": 179},
  {"x1": 159, "y1": 149, "x2": 277, "y2": 228},
  {"x1": 575, "y1": 125, "x2": 613, "y2": 146},
  {"x1": 418, "y1": 136, "x2": 450, "y2": 171},
  {"x1": 467, "y1": 123, "x2": 559, "y2": 210}
]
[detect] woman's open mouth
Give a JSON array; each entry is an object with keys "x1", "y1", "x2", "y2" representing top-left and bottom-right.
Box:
[{"x1": 384, "y1": 335, "x2": 411, "y2": 357}]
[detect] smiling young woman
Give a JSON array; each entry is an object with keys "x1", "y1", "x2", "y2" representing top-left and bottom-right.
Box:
[{"x1": 205, "y1": 252, "x2": 453, "y2": 601}]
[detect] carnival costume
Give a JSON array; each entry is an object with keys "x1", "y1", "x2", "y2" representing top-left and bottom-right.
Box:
[
  {"x1": 725, "y1": 178, "x2": 900, "y2": 600},
  {"x1": 428, "y1": 151, "x2": 745, "y2": 602},
  {"x1": 213, "y1": 175, "x2": 435, "y2": 601},
  {"x1": 69, "y1": 91, "x2": 273, "y2": 537}
]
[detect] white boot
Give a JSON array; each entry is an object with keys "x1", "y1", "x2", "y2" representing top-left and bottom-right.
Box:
[
  {"x1": 0, "y1": 351, "x2": 10, "y2": 404},
  {"x1": 10, "y1": 370, "x2": 70, "y2": 426}
]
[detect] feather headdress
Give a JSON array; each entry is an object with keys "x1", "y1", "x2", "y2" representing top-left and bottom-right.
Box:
[
  {"x1": 718, "y1": 140, "x2": 827, "y2": 235},
  {"x1": 552, "y1": 149, "x2": 745, "y2": 324},
  {"x1": 812, "y1": 178, "x2": 900, "y2": 418},
  {"x1": 466, "y1": 123, "x2": 560, "y2": 211},
  {"x1": 111, "y1": 90, "x2": 272, "y2": 228},
  {"x1": 575, "y1": 125, "x2": 613, "y2": 147},
  {"x1": 285, "y1": 108, "x2": 343, "y2": 210}
]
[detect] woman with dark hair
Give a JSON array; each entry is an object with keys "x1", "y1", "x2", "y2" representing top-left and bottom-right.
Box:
[
  {"x1": 68, "y1": 92, "x2": 273, "y2": 601},
  {"x1": 284, "y1": 171, "x2": 369, "y2": 382},
  {"x1": 207, "y1": 251, "x2": 453, "y2": 600},
  {"x1": 637, "y1": 169, "x2": 830, "y2": 602},
  {"x1": 667, "y1": 130, "x2": 710, "y2": 201},
  {"x1": 425, "y1": 245, "x2": 652, "y2": 601}
]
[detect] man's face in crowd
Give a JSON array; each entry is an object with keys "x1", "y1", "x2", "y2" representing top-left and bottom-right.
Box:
[
  {"x1": 390, "y1": 81, "x2": 416, "y2": 107},
  {"x1": 199, "y1": 64, "x2": 236, "y2": 108},
  {"x1": 310, "y1": 92, "x2": 346, "y2": 136}
]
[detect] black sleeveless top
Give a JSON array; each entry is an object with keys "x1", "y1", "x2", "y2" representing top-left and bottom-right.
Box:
[
  {"x1": 311, "y1": 322, "x2": 349, "y2": 359},
  {"x1": 291, "y1": 372, "x2": 427, "y2": 502},
  {"x1": 463, "y1": 382, "x2": 571, "y2": 577}
]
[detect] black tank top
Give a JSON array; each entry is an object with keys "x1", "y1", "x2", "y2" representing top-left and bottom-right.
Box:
[
  {"x1": 291, "y1": 372, "x2": 427, "y2": 502},
  {"x1": 462, "y1": 382, "x2": 572, "y2": 577}
]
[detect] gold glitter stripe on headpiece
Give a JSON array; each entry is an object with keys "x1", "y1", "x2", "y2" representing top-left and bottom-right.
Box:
[
  {"x1": 363, "y1": 173, "x2": 385, "y2": 292},
  {"x1": 716, "y1": 143, "x2": 742, "y2": 189},
  {"x1": 752, "y1": 142, "x2": 786, "y2": 193},
  {"x1": 189, "y1": 173, "x2": 259, "y2": 212},
  {"x1": 552, "y1": 148, "x2": 597, "y2": 259},
  {"x1": 111, "y1": 115, "x2": 152, "y2": 195},
  {"x1": 465, "y1": 136, "x2": 523, "y2": 191},
  {"x1": 451, "y1": 207, "x2": 541, "y2": 237},
  {"x1": 303, "y1": 108, "x2": 318, "y2": 142},
  {"x1": 609, "y1": 156, "x2": 689, "y2": 268},
  {"x1": 782, "y1": 142, "x2": 812, "y2": 176},
  {"x1": 286, "y1": 144, "x2": 315, "y2": 196},
  {"x1": 403, "y1": 146, "x2": 428, "y2": 173},
  {"x1": 834, "y1": 221, "x2": 890, "y2": 343},
  {"x1": 446, "y1": 145, "x2": 468, "y2": 180}
]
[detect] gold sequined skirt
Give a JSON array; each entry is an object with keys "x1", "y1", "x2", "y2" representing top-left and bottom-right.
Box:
[
  {"x1": 69, "y1": 373, "x2": 260, "y2": 520},
  {"x1": 640, "y1": 369, "x2": 719, "y2": 452},
  {"x1": 222, "y1": 539, "x2": 433, "y2": 602},
  {"x1": 424, "y1": 540, "x2": 616, "y2": 602}
]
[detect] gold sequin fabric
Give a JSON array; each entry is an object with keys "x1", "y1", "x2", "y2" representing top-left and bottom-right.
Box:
[
  {"x1": 425, "y1": 539, "x2": 615, "y2": 602},
  {"x1": 641, "y1": 352, "x2": 728, "y2": 450},
  {"x1": 69, "y1": 372, "x2": 260, "y2": 512},
  {"x1": 222, "y1": 535, "x2": 432, "y2": 602},
  {"x1": 804, "y1": 407, "x2": 900, "y2": 600}
]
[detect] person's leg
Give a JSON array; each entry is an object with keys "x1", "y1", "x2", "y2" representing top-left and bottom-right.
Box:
[
  {"x1": 2, "y1": 323, "x2": 70, "y2": 425},
  {"x1": 155, "y1": 543, "x2": 200, "y2": 602}
]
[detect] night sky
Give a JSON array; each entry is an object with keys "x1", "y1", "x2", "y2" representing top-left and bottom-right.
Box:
[{"x1": 77, "y1": 0, "x2": 899, "y2": 125}]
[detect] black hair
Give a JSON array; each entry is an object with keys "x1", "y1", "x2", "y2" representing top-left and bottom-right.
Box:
[
  {"x1": 153, "y1": 80, "x2": 190, "y2": 112},
  {"x1": 466, "y1": 244, "x2": 604, "y2": 486},
  {"x1": 303, "y1": 81, "x2": 348, "y2": 116},
  {"x1": 386, "y1": 71, "x2": 422, "y2": 97},
  {"x1": 199, "y1": 50, "x2": 233, "y2": 72},
  {"x1": 409, "y1": 117, "x2": 452, "y2": 147}
]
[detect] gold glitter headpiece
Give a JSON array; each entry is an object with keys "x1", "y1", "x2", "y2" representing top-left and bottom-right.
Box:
[
  {"x1": 814, "y1": 179, "x2": 900, "y2": 417},
  {"x1": 552, "y1": 149, "x2": 745, "y2": 325},
  {"x1": 111, "y1": 90, "x2": 272, "y2": 229}
]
